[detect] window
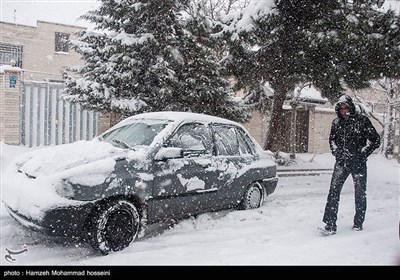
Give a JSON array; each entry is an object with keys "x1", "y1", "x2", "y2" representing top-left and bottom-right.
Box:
[
  {"x1": 168, "y1": 123, "x2": 213, "y2": 157},
  {"x1": 55, "y1": 32, "x2": 69, "y2": 53},
  {"x1": 236, "y1": 128, "x2": 257, "y2": 155},
  {"x1": 0, "y1": 43, "x2": 23, "y2": 67},
  {"x1": 213, "y1": 125, "x2": 240, "y2": 156}
]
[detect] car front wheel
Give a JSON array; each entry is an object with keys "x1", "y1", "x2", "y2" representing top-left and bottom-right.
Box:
[
  {"x1": 239, "y1": 182, "x2": 264, "y2": 210},
  {"x1": 87, "y1": 199, "x2": 140, "y2": 255}
]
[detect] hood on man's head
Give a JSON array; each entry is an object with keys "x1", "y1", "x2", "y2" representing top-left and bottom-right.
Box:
[{"x1": 335, "y1": 95, "x2": 356, "y2": 117}]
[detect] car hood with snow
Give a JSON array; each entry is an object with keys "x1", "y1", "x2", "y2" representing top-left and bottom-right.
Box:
[
  {"x1": 2, "y1": 140, "x2": 149, "y2": 220},
  {"x1": 15, "y1": 140, "x2": 125, "y2": 178}
]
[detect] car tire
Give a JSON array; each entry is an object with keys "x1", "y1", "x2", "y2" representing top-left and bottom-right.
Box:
[
  {"x1": 239, "y1": 182, "x2": 264, "y2": 210},
  {"x1": 87, "y1": 199, "x2": 140, "y2": 255}
]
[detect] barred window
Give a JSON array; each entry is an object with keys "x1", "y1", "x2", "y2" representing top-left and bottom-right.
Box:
[
  {"x1": 0, "y1": 43, "x2": 23, "y2": 67},
  {"x1": 55, "y1": 32, "x2": 69, "y2": 53}
]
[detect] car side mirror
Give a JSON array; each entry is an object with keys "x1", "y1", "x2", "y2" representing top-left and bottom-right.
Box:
[{"x1": 155, "y1": 147, "x2": 184, "y2": 161}]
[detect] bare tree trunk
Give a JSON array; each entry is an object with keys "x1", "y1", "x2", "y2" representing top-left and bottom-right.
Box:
[{"x1": 263, "y1": 82, "x2": 287, "y2": 151}]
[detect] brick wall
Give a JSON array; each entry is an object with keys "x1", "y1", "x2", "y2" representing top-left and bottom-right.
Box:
[
  {"x1": 0, "y1": 68, "x2": 21, "y2": 144},
  {"x1": 0, "y1": 21, "x2": 85, "y2": 81},
  {"x1": 97, "y1": 113, "x2": 113, "y2": 136}
]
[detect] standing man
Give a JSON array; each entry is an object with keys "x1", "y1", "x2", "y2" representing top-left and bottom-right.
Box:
[{"x1": 321, "y1": 95, "x2": 381, "y2": 234}]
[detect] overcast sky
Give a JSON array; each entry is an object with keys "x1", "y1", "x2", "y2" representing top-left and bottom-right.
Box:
[
  {"x1": 0, "y1": 0, "x2": 99, "y2": 27},
  {"x1": 1, "y1": 0, "x2": 399, "y2": 28}
]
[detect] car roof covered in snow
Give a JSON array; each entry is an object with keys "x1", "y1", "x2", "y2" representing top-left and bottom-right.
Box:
[{"x1": 123, "y1": 111, "x2": 240, "y2": 126}]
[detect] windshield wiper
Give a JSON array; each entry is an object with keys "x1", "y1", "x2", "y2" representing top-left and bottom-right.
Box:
[{"x1": 112, "y1": 139, "x2": 135, "y2": 150}]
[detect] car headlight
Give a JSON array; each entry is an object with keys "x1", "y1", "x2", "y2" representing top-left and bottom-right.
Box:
[{"x1": 56, "y1": 180, "x2": 75, "y2": 198}]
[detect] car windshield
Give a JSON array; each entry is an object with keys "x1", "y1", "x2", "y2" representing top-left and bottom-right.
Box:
[{"x1": 100, "y1": 120, "x2": 168, "y2": 149}]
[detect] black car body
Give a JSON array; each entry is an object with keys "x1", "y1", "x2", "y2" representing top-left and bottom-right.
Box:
[{"x1": 3, "y1": 112, "x2": 278, "y2": 254}]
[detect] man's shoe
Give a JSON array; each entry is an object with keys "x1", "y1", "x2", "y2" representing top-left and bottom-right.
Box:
[
  {"x1": 318, "y1": 224, "x2": 337, "y2": 235},
  {"x1": 352, "y1": 225, "x2": 363, "y2": 231},
  {"x1": 325, "y1": 224, "x2": 337, "y2": 233}
]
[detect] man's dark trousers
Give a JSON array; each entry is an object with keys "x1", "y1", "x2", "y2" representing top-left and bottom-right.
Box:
[{"x1": 323, "y1": 161, "x2": 367, "y2": 228}]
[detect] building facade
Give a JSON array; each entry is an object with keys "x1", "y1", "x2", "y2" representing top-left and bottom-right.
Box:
[
  {"x1": 0, "y1": 21, "x2": 111, "y2": 146},
  {"x1": 0, "y1": 21, "x2": 85, "y2": 81}
]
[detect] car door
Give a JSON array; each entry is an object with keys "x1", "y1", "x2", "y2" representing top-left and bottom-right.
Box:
[
  {"x1": 211, "y1": 124, "x2": 256, "y2": 207},
  {"x1": 150, "y1": 122, "x2": 220, "y2": 221}
]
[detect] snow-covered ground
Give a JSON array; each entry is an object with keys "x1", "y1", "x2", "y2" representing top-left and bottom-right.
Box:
[{"x1": 1, "y1": 142, "x2": 399, "y2": 265}]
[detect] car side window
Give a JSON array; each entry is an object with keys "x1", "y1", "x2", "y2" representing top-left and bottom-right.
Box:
[
  {"x1": 236, "y1": 128, "x2": 257, "y2": 155},
  {"x1": 213, "y1": 125, "x2": 240, "y2": 156},
  {"x1": 168, "y1": 123, "x2": 212, "y2": 156}
]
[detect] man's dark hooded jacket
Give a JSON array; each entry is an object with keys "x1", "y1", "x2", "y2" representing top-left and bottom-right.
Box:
[{"x1": 329, "y1": 95, "x2": 380, "y2": 165}]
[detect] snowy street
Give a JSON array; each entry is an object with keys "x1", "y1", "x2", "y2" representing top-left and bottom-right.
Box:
[{"x1": 0, "y1": 0, "x2": 399, "y2": 270}]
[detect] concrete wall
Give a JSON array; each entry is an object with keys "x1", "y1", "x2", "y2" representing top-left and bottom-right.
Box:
[
  {"x1": 242, "y1": 110, "x2": 268, "y2": 147},
  {"x1": 308, "y1": 107, "x2": 383, "y2": 154},
  {"x1": 308, "y1": 108, "x2": 336, "y2": 154},
  {"x1": 245, "y1": 105, "x2": 382, "y2": 154},
  {"x1": 243, "y1": 107, "x2": 336, "y2": 154}
]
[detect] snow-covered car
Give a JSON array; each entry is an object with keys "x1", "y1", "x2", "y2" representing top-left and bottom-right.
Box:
[{"x1": 2, "y1": 112, "x2": 278, "y2": 254}]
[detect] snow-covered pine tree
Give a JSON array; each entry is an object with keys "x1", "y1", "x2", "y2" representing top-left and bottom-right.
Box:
[
  {"x1": 63, "y1": 0, "x2": 249, "y2": 122},
  {"x1": 176, "y1": 3, "x2": 250, "y2": 121}
]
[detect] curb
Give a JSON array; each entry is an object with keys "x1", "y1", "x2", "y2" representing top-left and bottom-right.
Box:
[{"x1": 277, "y1": 169, "x2": 333, "y2": 177}]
